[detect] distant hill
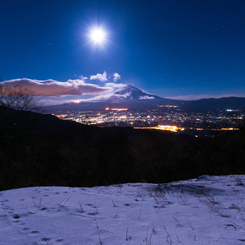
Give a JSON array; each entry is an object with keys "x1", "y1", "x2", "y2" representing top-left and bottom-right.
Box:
[
  {"x1": 181, "y1": 97, "x2": 245, "y2": 113},
  {"x1": 0, "y1": 105, "x2": 193, "y2": 190},
  {"x1": 44, "y1": 84, "x2": 245, "y2": 113},
  {"x1": 1, "y1": 105, "x2": 245, "y2": 191}
]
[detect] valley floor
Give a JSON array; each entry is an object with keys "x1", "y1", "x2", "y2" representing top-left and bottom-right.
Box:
[{"x1": 1, "y1": 175, "x2": 245, "y2": 244}]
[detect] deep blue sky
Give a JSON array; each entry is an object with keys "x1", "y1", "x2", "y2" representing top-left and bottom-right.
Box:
[{"x1": 1, "y1": 0, "x2": 245, "y2": 101}]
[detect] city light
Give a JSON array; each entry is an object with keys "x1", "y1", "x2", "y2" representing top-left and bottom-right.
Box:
[
  {"x1": 156, "y1": 125, "x2": 180, "y2": 132},
  {"x1": 134, "y1": 125, "x2": 183, "y2": 132},
  {"x1": 74, "y1": 100, "x2": 81, "y2": 104},
  {"x1": 157, "y1": 105, "x2": 179, "y2": 108},
  {"x1": 105, "y1": 108, "x2": 128, "y2": 111},
  {"x1": 55, "y1": 109, "x2": 241, "y2": 134},
  {"x1": 111, "y1": 108, "x2": 128, "y2": 111}
]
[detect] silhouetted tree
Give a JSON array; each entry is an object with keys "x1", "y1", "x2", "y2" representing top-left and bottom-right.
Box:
[{"x1": 0, "y1": 84, "x2": 40, "y2": 112}]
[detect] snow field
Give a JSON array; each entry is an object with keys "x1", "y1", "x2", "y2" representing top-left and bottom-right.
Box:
[{"x1": 1, "y1": 175, "x2": 245, "y2": 244}]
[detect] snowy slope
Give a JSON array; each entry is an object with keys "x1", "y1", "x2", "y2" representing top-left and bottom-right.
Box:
[
  {"x1": 88, "y1": 84, "x2": 163, "y2": 102},
  {"x1": 1, "y1": 175, "x2": 245, "y2": 245},
  {"x1": 113, "y1": 85, "x2": 162, "y2": 100}
]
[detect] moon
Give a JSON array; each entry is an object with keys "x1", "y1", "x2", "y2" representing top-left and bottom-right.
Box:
[{"x1": 89, "y1": 28, "x2": 106, "y2": 44}]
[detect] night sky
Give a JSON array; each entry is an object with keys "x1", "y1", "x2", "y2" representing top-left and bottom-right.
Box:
[{"x1": 1, "y1": 0, "x2": 245, "y2": 104}]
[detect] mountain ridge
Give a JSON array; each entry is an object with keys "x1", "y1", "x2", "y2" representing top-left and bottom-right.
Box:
[{"x1": 44, "y1": 84, "x2": 245, "y2": 113}]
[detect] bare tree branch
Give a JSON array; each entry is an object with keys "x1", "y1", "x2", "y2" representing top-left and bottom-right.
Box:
[{"x1": 0, "y1": 84, "x2": 41, "y2": 112}]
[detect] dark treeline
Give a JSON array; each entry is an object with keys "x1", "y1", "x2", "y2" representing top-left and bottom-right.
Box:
[{"x1": 1, "y1": 106, "x2": 245, "y2": 191}]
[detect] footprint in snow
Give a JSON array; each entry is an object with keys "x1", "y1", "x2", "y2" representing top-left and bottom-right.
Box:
[
  {"x1": 56, "y1": 239, "x2": 63, "y2": 243},
  {"x1": 41, "y1": 237, "x2": 50, "y2": 242},
  {"x1": 1, "y1": 199, "x2": 9, "y2": 203},
  {"x1": 13, "y1": 214, "x2": 20, "y2": 219},
  {"x1": 153, "y1": 205, "x2": 165, "y2": 209},
  {"x1": 21, "y1": 228, "x2": 30, "y2": 232}
]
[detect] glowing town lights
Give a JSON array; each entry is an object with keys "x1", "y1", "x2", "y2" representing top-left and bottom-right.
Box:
[
  {"x1": 226, "y1": 109, "x2": 239, "y2": 112},
  {"x1": 105, "y1": 107, "x2": 128, "y2": 111},
  {"x1": 134, "y1": 125, "x2": 184, "y2": 132},
  {"x1": 56, "y1": 115, "x2": 67, "y2": 118},
  {"x1": 55, "y1": 111, "x2": 241, "y2": 132},
  {"x1": 74, "y1": 100, "x2": 81, "y2": 104},
  {"x1": 156, "y1": 125, "x2": 179, "y2": 132},
  {"x1": 157, "y1": 105, "x2": 179, "y2": 108},
  {"x1": 221, "y1": 128, "x2": 239, "y2": 131},
  {"x1": 111, "y1": 108, "x2": 128, "y2": 111}
]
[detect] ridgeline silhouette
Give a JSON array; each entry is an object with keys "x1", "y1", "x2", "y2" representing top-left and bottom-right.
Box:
[{"x1": 1, "y1": 106, "x2": 245, "y2": 191}]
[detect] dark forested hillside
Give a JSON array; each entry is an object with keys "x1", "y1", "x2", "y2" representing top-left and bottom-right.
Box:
[{"x1": 1, "y1": 106, "x2": 245, "y2": 191}]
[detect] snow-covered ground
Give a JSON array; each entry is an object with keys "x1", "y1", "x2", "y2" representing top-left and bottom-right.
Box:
[{"x1": 1, "y1": 175, "x2": 245, "y2": 245}]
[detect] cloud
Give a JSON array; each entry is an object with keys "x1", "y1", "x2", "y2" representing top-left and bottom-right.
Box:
[
  {"x1": 79, "y1": 75, "x2": 88, "y2": 80},
  {"x1": 0, "y1": 78, "x2": 112, "y2": 96},
  {"x1": 90, "y1": 71, "x2": 108, "y2": 82},
  {"x1": 105, "y1": 82, "x2": 125, "y2": 88},
  {"x1": 113, "y1": 73, "x2": 121, "y2": 82}
]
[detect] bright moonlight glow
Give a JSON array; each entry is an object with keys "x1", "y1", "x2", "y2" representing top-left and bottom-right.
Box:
[{"x1": 90, "y1": 28, "x2": 106, "y2": 44}]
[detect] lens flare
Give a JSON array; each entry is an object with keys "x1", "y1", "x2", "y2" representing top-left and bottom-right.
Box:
[{"x1": 89, "y1": 28, "x2": 106, "y2": 44}]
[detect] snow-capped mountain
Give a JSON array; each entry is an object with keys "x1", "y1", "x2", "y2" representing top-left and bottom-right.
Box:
[
  {"x1": 113, "y1": 84, "x2": 162, "y2": 100},
  {"x1": 89, "y1": 84, "x2": 164, "y2": 102},
  {"x1": 44, "y1": 84, "x2": 180, "y2": 113}
]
